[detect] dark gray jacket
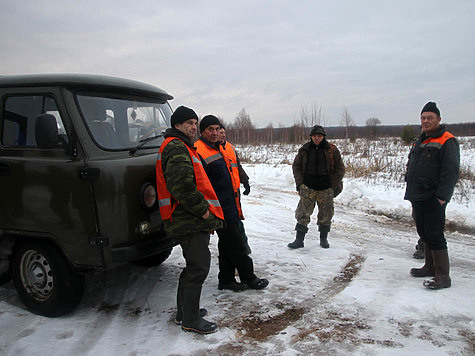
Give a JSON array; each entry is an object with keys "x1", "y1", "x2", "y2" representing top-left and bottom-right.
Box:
[{"x1": 404, "y1": 125, "x2": 460, "y2": 202}]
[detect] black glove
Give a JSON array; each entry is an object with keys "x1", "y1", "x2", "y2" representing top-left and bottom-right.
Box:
[{"x1": 243, "y1": 181, "x2": 251, "y2": 195}]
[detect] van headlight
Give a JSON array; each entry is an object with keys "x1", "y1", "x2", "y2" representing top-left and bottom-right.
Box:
[
  {"x1": 139, "y1": 183, "x2": 157, "y2": 209},
  {"x1": 138, "y1": 221, "x2": 152, "y2": 235}
]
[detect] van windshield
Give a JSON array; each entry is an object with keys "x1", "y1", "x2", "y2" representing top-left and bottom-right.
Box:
[{"x1": 77, "y1": 93, "x2": 171, "y2": 150}]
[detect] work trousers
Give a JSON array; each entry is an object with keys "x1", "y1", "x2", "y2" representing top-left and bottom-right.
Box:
[
  {"x1": 411, "y1": 197, "x2": 448, "y2": 251},
  {"x1": 216, "y1": 222, "x2": 256, "y2": 284},
  {"x1": 177, "y1": 231, "x2": 211, "y2": 290}
]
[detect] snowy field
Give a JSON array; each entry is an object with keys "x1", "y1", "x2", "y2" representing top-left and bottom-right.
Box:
[{"x1": 0, "y1": 139, "x2": 474, "y2": 355}]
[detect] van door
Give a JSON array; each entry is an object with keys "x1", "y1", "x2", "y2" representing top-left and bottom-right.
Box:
[{"x1": 0, "y1": 93, "x2": 99, "y2": 266}]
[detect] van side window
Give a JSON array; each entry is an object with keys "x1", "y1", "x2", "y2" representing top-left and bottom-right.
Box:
[{"x1": 2, "y1": 95, "x2": 68, "y2": 148}]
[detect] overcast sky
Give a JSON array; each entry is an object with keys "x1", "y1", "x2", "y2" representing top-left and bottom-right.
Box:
[{"x1": 1, "y1": 1, "x2": 474, "y2": 127}]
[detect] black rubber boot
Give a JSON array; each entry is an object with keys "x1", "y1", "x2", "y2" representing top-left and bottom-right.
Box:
[
  {"x1": 288, "y1": 231, "x2": 305, "y2": 249},
  {"x1": 288, "y1": 223, "x2": 307, "y2": 249},
  {"x1": 319, "y1": 225, "x2": 330, "y2": 248},
  {"x1": 218, "y1": 280, "x2": 246, "y2": 291},
  {"x1": 410, "y1": 243, "x2": 434, "y2": 277},
  {"x1": 181, "y1": 288, "x2": 218, "y2": 334},
  {"x1": 175, "y1": 308, "x2": 208, "y2": 325},
  {"x1": 245, "y1": 277, "x2": 269, "y2": 290},
  {"x1": 412, "y1": 238, "x2": 425, "y2": 259},
  {"x1": 423, "y1": 249, "x2": 451, "y2": 289}
]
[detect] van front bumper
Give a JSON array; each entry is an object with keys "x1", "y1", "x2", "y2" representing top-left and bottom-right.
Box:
[{"x1": 110, "y1": 235, "x2": 176, "y2": 263}]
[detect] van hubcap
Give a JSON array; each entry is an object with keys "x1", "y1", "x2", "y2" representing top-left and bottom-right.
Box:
[{"x1": 20, "y1": 250, "x2": 53, "y2": 301}]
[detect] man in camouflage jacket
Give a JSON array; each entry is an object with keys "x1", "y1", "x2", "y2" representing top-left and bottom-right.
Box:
[
  {"x1": 288, "y1": 125, "x2": 345, "y2": 249},
  {"x1": 157, "y1": 106, "x2": 223, "y2": 334}
]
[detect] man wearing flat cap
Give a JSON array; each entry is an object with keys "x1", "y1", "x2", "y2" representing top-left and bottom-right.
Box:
[
  {"x1": 288, "y1": 125, "x2": 345, "y2": 249},
  {"x1": 405, "y1": 101, "x2": 460, "y2": 290}
]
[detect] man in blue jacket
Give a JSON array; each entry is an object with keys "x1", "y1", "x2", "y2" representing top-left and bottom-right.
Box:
[
  {"x1": 195, "y1": 115, "x2": 269, "y2": 292},
  {"x1": 404, "y1": 101, "x2": 460, "y2": 289}
]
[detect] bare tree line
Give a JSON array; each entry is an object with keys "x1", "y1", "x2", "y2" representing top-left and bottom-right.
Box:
[{"x1": 218, "y1": 106, "x2": 474, "y2": 144}]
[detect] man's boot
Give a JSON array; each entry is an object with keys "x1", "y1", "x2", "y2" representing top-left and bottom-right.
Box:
[
  {"x1": 288, "y1": 224, "x2": 308, "y2": 249},
  {"x1": 412, "y1": 238, "x2": 425, "y2": 259},
  {"x1": 423, "y1": 249, "x2": 451, "y2": 289},
  {"x1": 175, "y1": 281, "x2": 207, "y2": 324},
  {"x1": 181, "y1": 288, "x2": 218, "y2": 334},
  {"x1": 410, "y1": 243, "x2": 434, "y2": 277},
  {"x1": 319, "y1": 225, "x2": 330, "y2": 249}
]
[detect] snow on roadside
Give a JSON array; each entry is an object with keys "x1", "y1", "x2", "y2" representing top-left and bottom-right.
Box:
[{"x1": 0, "y1": 144, "x2": 474, "y2": 355}]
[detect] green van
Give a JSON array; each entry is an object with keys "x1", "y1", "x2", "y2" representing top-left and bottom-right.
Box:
[{"x1": 0, "y1": 74, "x2": 176, "y2": 316}]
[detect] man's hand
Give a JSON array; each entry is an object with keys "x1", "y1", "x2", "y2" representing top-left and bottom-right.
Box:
[
  {"x1": 202, "y1": 210, "x2": 210, "y2": 219},
  {"x1": 243, "y1": 181, "x2": 251, "y2": 195}
]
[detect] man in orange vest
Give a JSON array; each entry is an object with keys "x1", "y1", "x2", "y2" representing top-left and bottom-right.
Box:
[
  {"x1": 404, "y1": 101, "x2": 460, "y2": 290},
  {"x1": 156, "y1": 106, "x2": 224, "y2": 334},
  {"x1": 195, "y1": 115, "x2": 269, "y2": 291}
]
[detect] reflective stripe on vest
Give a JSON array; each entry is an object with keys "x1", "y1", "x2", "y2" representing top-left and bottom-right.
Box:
[
  {"x1": 203, "y1": 152, "x2": 223, "y2": 165},
  {"x1": 156, "y1": 137, "x2": 224, "y2": 221},
  {"x1": 420, "y1": 131, "x2": 455, "y2": 149},
  {"x1": 158, "y1": 197, "x2": 170, "y2": 208},
  {"x1": 195, "y1": 139, "x2": 244, "y2": 219}
]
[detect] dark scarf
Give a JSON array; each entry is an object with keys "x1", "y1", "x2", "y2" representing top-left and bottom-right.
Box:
[{"x1": 163, "y1": 127, "x2": 195, "y2": 148}]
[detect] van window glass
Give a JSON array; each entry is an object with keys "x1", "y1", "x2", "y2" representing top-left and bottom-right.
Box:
[
  {"x1": 77, "y1": 94, "x2": 171, "y2": 150},
  {"x1": 2, "y1": 95, "x2": 68, "y2": 148}
]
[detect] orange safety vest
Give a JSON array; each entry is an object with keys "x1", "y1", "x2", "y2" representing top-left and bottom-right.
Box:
[
  {"x1": 195, "y1": 139, "x2": 244, "y2": 219},
  {"x1": 221, "y1": 141, "x2": 241, "y2": 187},
  {"x1": 156, "y1": 137, "x2": 224, "y2": 221},
  {"x1": 420, "y1": 131, "x2": 455, "y2": 148}
]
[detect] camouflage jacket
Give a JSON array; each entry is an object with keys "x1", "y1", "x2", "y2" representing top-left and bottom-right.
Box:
[{"x1": 160, "y1": 128, "x2": 223, "y2": 237}]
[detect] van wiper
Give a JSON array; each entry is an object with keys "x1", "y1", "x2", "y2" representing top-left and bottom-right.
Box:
[{"x1": 130, "y1": 134, "x2": 163, "y2": 154}]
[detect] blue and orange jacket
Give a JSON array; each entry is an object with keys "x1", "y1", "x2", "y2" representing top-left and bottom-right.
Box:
[
  {"x1": 195, "y1": 138, "x2": 244, "y2": 222},
  {"x1": 404, "y1": 125, "x2": 460, "y2": 202}
]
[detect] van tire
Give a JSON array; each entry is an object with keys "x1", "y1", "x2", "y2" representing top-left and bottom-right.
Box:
[
  {"x1": 10, "y1": 241, "x2": 85, "y2": 317},
  {"x1": 132, "y1": 248, "x2": 173, "y2": 267}
]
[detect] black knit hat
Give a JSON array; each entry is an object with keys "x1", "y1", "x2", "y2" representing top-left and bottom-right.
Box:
[
  {"x1": 421, "y1": 102, "x2": 440, "y2": 116},
  {"x1": 200, "y1": 115, "x2": 221, "y2": 133},
  {"x1": 310, "y1": 125, "x2": 326, "y2": 136},
  {"x1": 171, "y1": 106, "x2": 198, "y2": 127}
]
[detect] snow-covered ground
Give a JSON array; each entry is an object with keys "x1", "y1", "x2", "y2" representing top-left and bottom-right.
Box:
[{"x1": 0, "y1": 141, "x2": 474, "y2": 355}]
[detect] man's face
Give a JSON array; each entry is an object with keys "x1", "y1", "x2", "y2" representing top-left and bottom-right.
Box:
[
  {"x1": 420, "y1": 112, "x2": 441, "y2": 135},
  {"x1": 174, "y1": 119, "x2": 197, "y2": 140},
  {"x1": 201, "y1": 124, "x2": 220, "y2": 143},
  {"x1": 218, "y1": 128, "x2": 226, "y2": 142},
  {"x1": 311, "y1": 134, "x2": 324, "y2": 146}
]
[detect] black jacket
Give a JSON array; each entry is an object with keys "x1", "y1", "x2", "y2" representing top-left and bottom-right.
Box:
[
  {"x1": 292, "y1": 139, "x2": 345, "y2": 197},
  {"x1": 404, "y1": 125, "x2": 460, "y2": 202}
]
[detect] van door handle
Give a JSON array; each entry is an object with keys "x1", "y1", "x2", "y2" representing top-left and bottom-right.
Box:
[{"x1": 0, "y1": 163, "x2": 11, "y2": 176}]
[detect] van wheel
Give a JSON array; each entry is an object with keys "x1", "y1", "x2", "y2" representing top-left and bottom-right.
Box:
[
  {"x1": 132, "y1": 248, "x2": 173, "y2": 267},
  {"x1": 10, "y1": 241, "x2": 84, "y2": 317}
]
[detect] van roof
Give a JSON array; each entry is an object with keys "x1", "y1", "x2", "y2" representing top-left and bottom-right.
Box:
[{"x1": 0, "y1": 73, "x2": 173, "y2": 100}]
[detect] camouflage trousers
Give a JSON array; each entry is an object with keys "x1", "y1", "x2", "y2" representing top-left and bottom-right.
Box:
[{"x1": 295, "y1": 185, "x2": 334, "y2": 228}]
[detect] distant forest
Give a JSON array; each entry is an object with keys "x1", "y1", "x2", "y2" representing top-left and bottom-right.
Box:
[{"x1": 223, "y1": 120, "x2": 474, "y2": 145}]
